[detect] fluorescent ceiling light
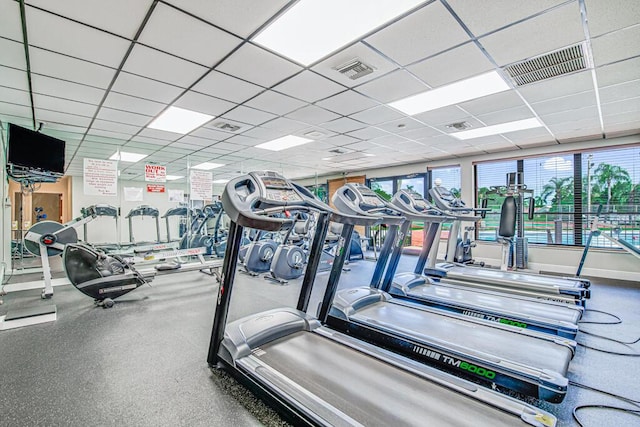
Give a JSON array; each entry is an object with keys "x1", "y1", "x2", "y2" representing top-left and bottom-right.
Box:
[
  {"x1": 192, "y1": 162, "x2": 225, "y2": 170},
  {"x1": 109, "y1": 151, "x2": 147, "y2": 163},
  {"x1": 255, "y1": 135, "x2": 312, "y2": 151},
  {"x1": 254, "y1": 0, "x2": 425, "y2": 66},
  {"x1": 389, "y1": 71, "x2": 510, "y2": 115},
  {"x1": 213, "y1": 179, "x2": 229, "y2": 184},
  {"x1": 148, "y1": 106, "x2": 213, "y2": 134},
  {"x1": 165, "y1": 175, "x2": 184, "y2": 181},
  {"x1": 450, "y1": 118, "x2": 543, "y2": 140}
]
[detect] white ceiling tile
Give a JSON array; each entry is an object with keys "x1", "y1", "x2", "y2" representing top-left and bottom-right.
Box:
[
  {"x1": 355, "y1": 69, "x2": 429, "y2": 103},
  {"x1": 29, "y1": 47, "x2": 116, "y2": 89},
  {"x1": 316, "y1": 90, "x2": 378, "y2": 115},
  {"x1": 92, "y1": 119, "x2": 140, "y2": 135},
  {"x1": 26, "y1": 0, "x2": 153, "y2": 39},
  {"x1": 222, "y1": 105, "x2": 277, "y2": 126},
  {"x1": 413, "y1": 105, "x2": 473, "y2": 126},
  {"x1": 365, "y1": 2, "x2": 470, "y2": 66},
  {"x1": 272, "y1": 70, "x2": 344, "y2": 103},
  {"x1": 192, "y1": 70, "x2": 263, "y2": 103},
  {"x1": 111, "y1": 72, "x2": 184, "y2": 103},
  {"x1": 177, "y1": 135, "x2": 217, "y2": 147},
  {"x1": 458, "y1": 90, "x2": 527, "y2": 116},
  {"x1": 0, "y1": 102, "x2": 33, "y2": 120},
  {"x1": 312, "y1": 42, "x2": 399, "y2": 88},
  {"x1": 84, "y1": 131, "x2": 130, "y2": 145},
  {"x1": 320, "y1": 135, "x2": 360, "y2": 147},
  {"x1": 103, "y1": 92, "x2": 166, "y2": 116},
  {"x1": 480, "y1": 2, "x2": 584, "y2": 66},
  {"x1": 139, "y1": 3, "x2": 241, "y2": 67},
  {"x1": 261, "y1": 117, "x2": 309, "y2": 133},
  {"x1": 447, "y1": 0, "x2": 566, "y2": 36},
  {"x1": 595, "y1": 57, "x2": 640, "y2": 87},
  {"x1": 347, "y1": 127, "x2": 389, "y2": 141},
  {"x1": 33, "y1": 94, "x2": 97, "y2": 117},
  {"x1": 476, "y1": 106, "x2": 535, "y2": 126},
  {"x1": 225, "y1": 135, "x2": 262, "y2": 147},
  {"x1": 123, "y1": 44, "x2": 208, "y2": 87},
  {"x1": 164, "y1": 0, "x2": 289, "y2": 38},
  {"x1": 96, "y1": 107, "x2": 152, "y2": 126},
  {"x1": 320, "y1": 117, "x2": 365, "y2": 134},
  {"x1": 531, "y1": 91, "x2": 597, "y2": 116},
  {"x1": 518, "y1": 70, "x2": 594, "y2": 103},
  {"x1": 207, "y1": 118, "x2": 253, "y2": 135},
  {"x1": 245, "y1": 90, "x2": 306, "y2": 115},
  {"x1": 285, "y1": 105, "x2": 341, "y2": 125},
  {"x1": 349, "y1": 105, "x2": 405, "y2": 125},
  {"x1": 591, "y1": 25, "x2": 640, "y2": 67},
  {"x1": 0, "y1": 66, "x2": 28, "y2": 91},
  {"x1": 242, "y1": 126, "x2": 287, "y2": 140},
  {"x1": 0, "y1": 0, "x2": 24, "y2": 41},
  {"x1": 137, "y1": 127, "x2": 181, "y2": 141},
  {"x1": 504, "y1": 127, "x2": 553, "y2": 143},
  {"x1": 599, "y1": 79, "x2": 640, "y2": 104},
  {"x1": 369, "y1": 134, "x2": 412, "y2": 147},
  {"x1": 584, "y1": 0, "x2": 640, "y2": 37},
  {"x1": 216, "y1": 43, "x2": 302, "y2": 87},
  {"x1": 32, "y1": 74, "x2": 104, "y2": 105},
  {"x1": 174, "y1": 91, "x2": 235, "y2": 117},
  {"x1": 0, "y1": 86, "x2": 30, "y2": 106},
  {"x1": 375, "y1": 117, "x2": 426, "y2": 134},
  {"x1": 399, "y1": 126, "x2": 442, "y2": 140},
  {"x1": 129, "y1": 135, "x2": 172, "y2": 146},
  {"x1": 0, "y1": 38, "x2": 27, "y2": 70},
  {"x1": 541, "y1": 105, "x2": 600, "y2": 126},
  {"x1": 207, "y1": 141, "x2": 238, "y2": 151},
  {"x1": 190, "y1": 126, "x2": 232, "y2": 141},
  {"x1": 407, "y1": 42, "x2": 495, "y2": 87},
  {"x1": 25, "y1": 7, "x2": 131, "y2": 67},
  {"x1": 602, "y1": 97, "x2": 640, "y2": 116},
  {"x1": 35, "y1": 109, "x2": 92, "y2": 127}
]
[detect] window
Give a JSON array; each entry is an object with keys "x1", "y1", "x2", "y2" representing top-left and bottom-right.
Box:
[
  {"x1": 430, "y1": 166, "x2": 461, "y2": 197},
  {"x1": 475, "y1": 160, "x2": 517, "y2": 242},
  {"x1": 369, "y1": 178, "x2": 394, "y2": 201},
  {"x1": 398, "y1": 174, "x2": 425, "y2": 196}
]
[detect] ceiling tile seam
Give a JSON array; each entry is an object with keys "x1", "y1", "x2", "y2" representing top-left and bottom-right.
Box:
[
  {"x1": 590, "y1": 22, "x2": 640, "y2": 41},
  {"x1": 26, "y1": 43, "x2": 119, "y2": 73},
  {"x1": 595, "y1": 53, "x2": 640, "y2": 71},
  {"x1": 439, "y1": 0, "x2": 560, "y2": 144},
  {"x1": 66, "y1": 0, "x2": 160, "y2": 171},
  {"x1": 0, "y1": 34, "x2": 23, "y2": 45},
  {"x1": 464, "y1": 0, "x2": 577, "y2": 40},
  {"x1": 579, "y1": 0, "x2": 605, "y2": 138},
  {"x1": 24, "y1": 3, "x2": 135, "y2": 42},
  {"x1": 18, "y1": 0, "x2": 36, "y2": 129}
]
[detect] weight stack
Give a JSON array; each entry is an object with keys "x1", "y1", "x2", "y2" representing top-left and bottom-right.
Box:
[{"x1": 507, "y1": 237, "x2": 528, "y2": 269}]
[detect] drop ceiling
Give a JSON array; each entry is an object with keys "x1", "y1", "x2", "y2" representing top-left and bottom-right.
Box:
[{"x1": 0, "y1": 0, "x2": 638, "y2": 181}]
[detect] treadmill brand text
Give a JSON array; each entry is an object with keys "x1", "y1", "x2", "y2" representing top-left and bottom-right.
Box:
[
  {"x1": 413, "y1": 346, "x2": 496, "y2": 380},
  {"x1": 462, "y1": 310, "x2": 528, "y2": 329}
]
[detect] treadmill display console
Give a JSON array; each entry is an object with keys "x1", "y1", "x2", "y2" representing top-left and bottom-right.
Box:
[
  {"x1": 260, "y1": 176, "x2": 303, "y2": 203},
  {"x1": 357, "y1": 186, "x2": 386, "y2": 208}
]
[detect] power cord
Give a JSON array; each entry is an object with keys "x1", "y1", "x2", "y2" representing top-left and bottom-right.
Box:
[
  {"x1": 569, "y1": 380, "x2": 640, "y2": 427},
  {"x1": 576, "y1": 308, "x2": 640, "y2": 356}
]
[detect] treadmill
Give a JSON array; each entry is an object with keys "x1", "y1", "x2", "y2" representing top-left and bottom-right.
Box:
[
  {"x1": 429, "y1": 185, "x2": 591, "y2": 306},
  {"x1": 329, "y1": 183, "x2": 574, "y2": 403},
  {"x1": 386, "y1": 189, "x2": 583, "y2": 339},
  {"x1": 207, "y1": 171, "x2": 557, "y2": 427}
]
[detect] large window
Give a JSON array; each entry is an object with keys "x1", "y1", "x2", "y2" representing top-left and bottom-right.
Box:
[
  {"x1": 475, "y1": 145, "x2": 640, "y2": 250},
  {"x1": 430, "y1": 166, "x2": 461, "y2": 197}
]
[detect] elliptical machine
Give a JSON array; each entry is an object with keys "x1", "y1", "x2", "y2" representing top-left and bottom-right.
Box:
[
  {"x1": 241, "y1": 230, "x2": 279, "y2": 275},
  {"x1": 266, "y1": 213, "x2": 309, "y2": 284}
]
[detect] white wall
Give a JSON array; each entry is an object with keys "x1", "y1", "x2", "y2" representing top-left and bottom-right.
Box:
[
  {"x1": 71, "y1": 176, "x2": 190, "y2": 245},
  {"x1": 296, "y1": 135, "x2": 640, "y2": 281}
]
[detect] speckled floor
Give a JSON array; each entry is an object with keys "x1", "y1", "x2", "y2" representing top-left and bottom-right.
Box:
[{"x1": 1, "y1": 254, "x2": 638, "y2": 426}]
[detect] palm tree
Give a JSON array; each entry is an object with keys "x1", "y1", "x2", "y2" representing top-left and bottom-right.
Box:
[
  {"x1": 541, "y1": 177, "x2": 574, "y2": 211},
  {"x1": 593, "y1": 163, "x2": 631, "y2": 211}
]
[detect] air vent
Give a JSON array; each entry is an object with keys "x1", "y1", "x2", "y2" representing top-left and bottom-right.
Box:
[
  {"x1": 304, "y1": 130, "x2": 325, "y2": 138},
  {"x1": 212, "y1": 121, "x2": 242, "y2": 132},
  {"x1": 335, "y1": 59, "x2": 375, "y2": 80},
  {"x1": 329, "y1": 148, "x2": 347, "y2": 154},
  {"x1": 503, "y1": 43, "x2": 589, "y2": 86},
  {"x1": 446, "y1": 121, "x2": 472, "y2": 131}
]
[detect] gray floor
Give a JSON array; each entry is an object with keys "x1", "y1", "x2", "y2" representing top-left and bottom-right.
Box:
[{"x1": 1, "y1": 253, "x2": 639, "y2": 426}]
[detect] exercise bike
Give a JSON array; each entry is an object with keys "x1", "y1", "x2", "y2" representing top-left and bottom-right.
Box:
[
  {"x1": 241, "y1": 230, "x2": 279, "y2": 275},
  {"x1": 265, "y1": 213, "x2": 309, "y2": 284}
]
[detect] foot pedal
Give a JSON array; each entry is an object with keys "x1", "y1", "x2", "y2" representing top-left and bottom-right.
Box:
[{"x1": 0, "y1": 304, "x2": 57, "y2": 330}]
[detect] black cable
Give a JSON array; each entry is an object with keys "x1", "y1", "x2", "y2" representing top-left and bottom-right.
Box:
[
  {"x1": 569, "y1": 380, "x2": 640, "y2": 427},
  {"x1": 579, "y1": 308, "x2": 622, "y2": 325},
  {"x1": 576, "y1": 308, "x2": 640, "y2": 355}
]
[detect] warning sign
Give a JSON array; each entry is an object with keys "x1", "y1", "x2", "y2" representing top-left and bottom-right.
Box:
[
  {"x1": 145, "y1": 164, "x2": 166, "y2": 182},
  {"x1": 147, "y1": 184, "x2": 166, "y2": 193}
]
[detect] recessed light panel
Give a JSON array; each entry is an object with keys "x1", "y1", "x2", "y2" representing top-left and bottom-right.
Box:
[
  {"x1": 148, "y1": 106, "x2": 214, "y2": 134},
  {"x1": 165, "y1": 175, "x2": 184, "y2": 181},
  {"x1": 213, "y1": 179, "x2": 229, "y2": 184},
  {"x1": 255, "y1": 135, "x2": 313, "y2": 151},
  {"x1": 389, "y1": 71, "x2": 510, "y2": 115},
  {"x1": 192, "y1": 162, "x2": 225, "y2": 170},
  {"x1": 450, "y1": 118, "x2": 542, "y2": 140},
  {"x1": 109, "y1": 151, "x2": 148, "y2": 163},
  {"x1": 254, "y1": 0, "x2": 425, "y2": 66}
]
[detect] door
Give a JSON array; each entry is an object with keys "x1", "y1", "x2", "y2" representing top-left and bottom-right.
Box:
[{"x1": 31, "y1": 193, "x2": 63, "y2": 224}]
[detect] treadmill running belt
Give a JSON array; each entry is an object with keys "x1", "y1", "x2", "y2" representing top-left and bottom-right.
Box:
[
  {"x1": 252, "y1": 332, "x2": 524, "y2": 426},
  {"x1": 448, "y1": 266, "x2": 583, "y2": 289}
]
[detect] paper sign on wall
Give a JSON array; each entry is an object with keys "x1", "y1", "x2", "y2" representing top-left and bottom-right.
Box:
[
  {"x1": 145, "y1": 164, "x2": 166, "y2": 182},
  {"x1": 83, "y1": 158, "x2": 118, "y2": 196},
  {"x1": 168, "y1": 189, "x2": 184, "y2": 202},
  {"x1": 189, "y1": 170, "x2": 213, "y2": 201},
  {"x1": 124, "y1": 186, "x2": 144, "y2": 202},
  {"x1": 147, "y1": 184, "x2": 165, "y2": 193}
]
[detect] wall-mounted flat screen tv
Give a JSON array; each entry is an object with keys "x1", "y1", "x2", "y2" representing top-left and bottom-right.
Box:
[{"x1": 7, "y1": 123, "x2": 65, "y2": 174}]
